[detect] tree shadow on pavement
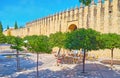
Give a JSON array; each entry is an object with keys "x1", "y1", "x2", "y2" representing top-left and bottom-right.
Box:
[
  {"x1": 16, "y1": 63, "x2": 120, "y2": 78},
  {"x1": 0, "y1": 58, "x2": 43, "y2": 77}
]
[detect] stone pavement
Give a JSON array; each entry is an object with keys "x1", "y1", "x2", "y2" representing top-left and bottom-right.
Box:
[
  {"x1": 0, "y1": 48, "x2": 120, "y2": 78},
  {"x1": 73, "y1": 61, "x2": 120, "y2": 78},
  {"x1": 3, "y1": 61, "x2": 120, "y2": 78}
]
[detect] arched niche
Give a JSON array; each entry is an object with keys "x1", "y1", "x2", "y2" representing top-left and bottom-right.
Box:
[{"x1": 68, "y1": 24, "x2": 77, "y2": 31}]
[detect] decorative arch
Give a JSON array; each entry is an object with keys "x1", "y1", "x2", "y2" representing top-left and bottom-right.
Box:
[{"x1": 68, "y1": 24, "x2": 77, "y2": 31}]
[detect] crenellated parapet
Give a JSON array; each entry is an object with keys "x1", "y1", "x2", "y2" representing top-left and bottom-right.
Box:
[{"x1": 3, "y1": 0, "x2": 120, "y2": 37}]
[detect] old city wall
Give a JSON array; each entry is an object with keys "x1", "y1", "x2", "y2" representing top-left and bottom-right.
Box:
[
  {"x1": 3, "y1": 0, "x2": 120, "y2": 59},
  {"x1": 3, "y1": 0, "x2": 120, "y2": 37}
]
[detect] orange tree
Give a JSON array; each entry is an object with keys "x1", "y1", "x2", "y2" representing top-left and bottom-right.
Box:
[
  {"x1": 49, "y1": 32, "x2": 66, "y2": 56},
  {"x1": 10, "y1": 36, "x2": 23, "y2": 71},
  {"x1": 65, "y1": 28, "x2": 100, "y2": 73},
  {"x1": 0, "y1": 21, "x2": 3, "y2": 33},
  {"x1": 0, "y1": 33, "x2": 6, "y2": 43},
  {"x1": 25, "y1": 35, "x2": 52, "y2": 78},
  {"x1": 0, "y1": 21, "x2": 5, "y2": 43},
  {"x1": 98, "y1": 33, "x2": 120, "y2": 68},
  {"x1": 5, "y1": 36, "x2": 16, "y2": 44}
]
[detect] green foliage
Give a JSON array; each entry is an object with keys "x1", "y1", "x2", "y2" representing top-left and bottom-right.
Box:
[
  {"x1": 79, "y1": 28, "x2": 100, "y2": 51},
  {"x1": 0, "y1": 33, "x2": 6, "y2": 43},
  {"x1": 79, "y1": 0, "x2": 92, "y2": 6},
  {"x1": 65, "y1": 28, "x2": 100, "y2": 51},
  {"x1": 99, "y1": 33, "x2": 120, "y2": 49},
  {"x1": 25, "y1": 35, "x2": 52, "y2": 53},
  {"x1": 24, "y1": 35, "x2": 38, "y2": 41},
  {"x1": 5, "y1": 36, "x2": 16, "y2": 44},
  {"x1": 0, "y1": 21, "x2": 3, "y2": 33},
  {"x1": 98, "y1": 33, "x2": 120, "y2": 68},
  {"x1": 14, "y1": 21, "x2": 18, "y2": 29},
  {"x1": 49, "y1": 32, "x2": 66, "y2": 48},
  {"x1": 65, "y1": 28, "x2": 100, "y2": 73},
  {"x1": 24, "y1": 35, "x2": 52, "y2": 78},
  {"x1": 65, "y1": 31, "x2": 80, "y2": 50},
  {"x1": 10, "y1": 37, "x2": 23, "y2": 51}
]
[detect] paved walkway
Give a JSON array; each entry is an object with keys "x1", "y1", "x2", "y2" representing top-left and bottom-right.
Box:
[
  {"x1": 0, "y1": 45, "x2": 120, "y2": 78},
  {"x1": 74, "y1": 61, "x2": 120, "y2": 78},
  {"x1": 2, "y1": 60, "x2": 120, "y2": 78}
]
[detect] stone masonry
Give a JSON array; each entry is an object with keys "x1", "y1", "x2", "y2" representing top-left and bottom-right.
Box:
[
  {"x1": 3, "y1": 0, "x2": 120, "y2": 59},
  {"x1": 3, "y1": 0, "x2": 120, "y2": 37}
]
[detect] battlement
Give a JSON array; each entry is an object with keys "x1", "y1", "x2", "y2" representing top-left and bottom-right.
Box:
[
  {"x1": 25, "y1": 0, "x2": 114, "y2": 25},
  {"x1": 3, "y1": 0, "x2": 120, "y2": 37}
]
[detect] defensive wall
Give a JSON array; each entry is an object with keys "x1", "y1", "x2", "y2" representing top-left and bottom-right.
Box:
[{"x1": 3, "y1": 0, "x2": 120, "y2": 59}]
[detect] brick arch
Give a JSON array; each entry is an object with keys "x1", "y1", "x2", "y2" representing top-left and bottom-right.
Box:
[{"x1": 68, "y1": 24, "x2": 77, "y2": 31}]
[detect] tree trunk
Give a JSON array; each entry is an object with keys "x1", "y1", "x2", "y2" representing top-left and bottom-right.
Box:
[
  {"x1": 111, "y1": 48, "x2": 114, "y2": 68},
  {"x1": 36, "y1": 53, "x2": 39, "y2": 78},
  {"x1": 57, "y1": 48, "x2": 61, "y2": 56},
  {"x1": 82, "y1": 49, "x2": 86, "y2": 73},
  {"x1": 16, "y1": 49, "x2": 20, "y2": 71}
]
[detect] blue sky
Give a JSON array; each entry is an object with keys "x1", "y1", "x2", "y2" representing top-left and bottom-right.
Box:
[{"x1": 0, "y1": 0, "x2": 98, "y2": 30}]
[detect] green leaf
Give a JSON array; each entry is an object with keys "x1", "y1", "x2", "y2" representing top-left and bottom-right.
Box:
[
  {"x1": 65, "y1": 28, "x2": 100, "y2": 51},
  {"x1": 24, "y1": 35, "x2": 52, "y2": 54}
]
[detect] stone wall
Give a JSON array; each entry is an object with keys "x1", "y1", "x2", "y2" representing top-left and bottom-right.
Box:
[
  {"x1": 3, "y1": 0, "x2": 120, "y2": 37},
  {"x1": 3, "y1": 0, "x2": 120, "y2": 59}
]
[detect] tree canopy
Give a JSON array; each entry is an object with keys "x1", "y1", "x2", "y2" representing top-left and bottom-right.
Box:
[
  {"x1": 0, "y1": 33, "x2": 6, "y2": 44},
  {"x1": 98, "y1": 33, "x2": 120, "y2": 68},
  {"x1": 9, "y1": 36, "x2": 23, "y2": 71},
  {"x1": 79, "y1": 0, "x2": 92, "y2": 6},
  {"x1": 65, "y1": 28, "x2": 100, "y2": 51},
  {"x1": 14, "y1": 21, "x2": 18, "y2": 29},
  {"x1": 6, "y1": 36, "x2": 16, "y2": 44},
  {"x1": 99, "y1": 33, "x2": 120, "y2": 50},
  {"x1": 65, "y1": 28, "x2": 100, "y2": 73},
  {"x1": 49, "y1": 32, "x2": 66, "y2": 55},
  {"x1": 26, "y1": 35, "x2": 52, "y2": 53},
  {"x1": 24, "y1": 35, "x2": 52, "y2": 78},
  {"x1": 10, "y1": 36, "x2": 23, "y2": 51},
  {"x1": 0, "y1": 21, "x2": 3, "y2": 33},
  {"x1": 49, "y1": 32, "x2": 66, "y2": 48},
  {"x1": 65, "y1": 31, "x2": 80, "y2": 50}
]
